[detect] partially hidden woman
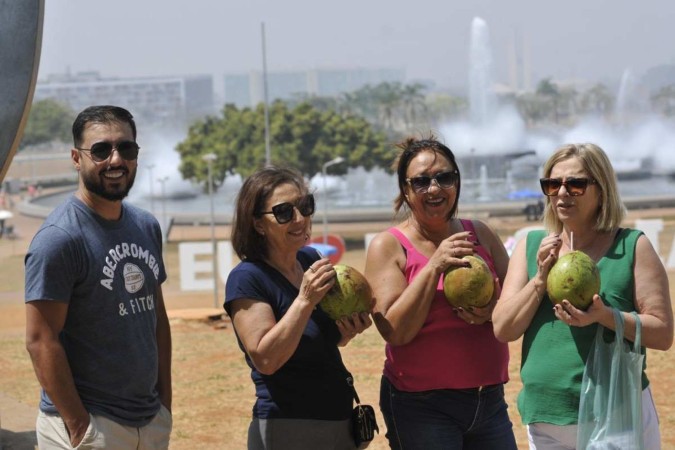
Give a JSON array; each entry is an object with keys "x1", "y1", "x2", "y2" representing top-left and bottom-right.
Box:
[
  {"x1": 364, "y1": 136, "x2": 517, "y2": 449},
  {"x1": 225, "y1": 166, "x2": 372, "y2": 450},
  {"x1": 493, "y1": 143, "x2": 673, "y2": 449}
]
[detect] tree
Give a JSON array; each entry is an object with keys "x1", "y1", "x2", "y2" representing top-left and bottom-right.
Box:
[
  {"x1": 401, "y1": 83, "x2": 428, "y2": 131},
  {"x1": 371, "y1": 82, "x2": 403, "y2": 131},
  {"x1": 651, "y1": 84, "x2": 675, "y2": 116},
  {"x1": 175, "y1": 101, "x2": 391, "y2": 190},
  {"x1": 515, "y1": 92, "x2": 548, "y2": 127},
  {"x1": 556, "y1": 86, "x2": 579, "y2": 125},
  {"x1": 535, "y1": 78, "x2": 561, "y2": 123},
  {"x1": 336, "y1": 82, "x2": 429, "y2": 138},
  {"x1": 20, "y1": 99, "x2": 75, "y2": 148},
  {"x1": 579, "y1": 83, "x2": 614, "y2": 116},
  {"x1": 426, "y1": 93, "x2": 468, "y2": 127}
]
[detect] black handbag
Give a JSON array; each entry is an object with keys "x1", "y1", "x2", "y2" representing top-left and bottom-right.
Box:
[{"x1": 346, "y1": 375, "x2": 379, "y2": 448}]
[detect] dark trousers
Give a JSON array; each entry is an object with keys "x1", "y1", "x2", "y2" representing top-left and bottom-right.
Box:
[{"x1": 380, "y1": 376, "x2": 517, "y2": 450}]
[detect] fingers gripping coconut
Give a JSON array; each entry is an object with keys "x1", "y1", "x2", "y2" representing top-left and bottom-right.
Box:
[
  {"x1": 443, "y1": 255, "x2": 494, "y2": 310},
  {"x1": 546, "y1": 250, "x2": 600, "y2": 311},
  {"x1": 319, "y1": 264, "x2": 373, "y2": 321}
]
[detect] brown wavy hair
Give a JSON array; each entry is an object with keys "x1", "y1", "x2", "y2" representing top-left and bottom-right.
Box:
[{"x1": 231, "y1": 166, "x2": 309, "y2": 261}]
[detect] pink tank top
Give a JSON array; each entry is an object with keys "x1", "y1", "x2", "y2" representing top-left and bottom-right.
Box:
[{"x1": 383, "y1": 219, "x2": 510, "y2": 391}]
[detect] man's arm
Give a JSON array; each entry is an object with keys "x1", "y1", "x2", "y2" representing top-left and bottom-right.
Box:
[
  {"x1": 154, "y1": 286, "x2": 172, "y2": 411},
  {"x1": 26, "y1": 300, "x2": 90, "y2": 445}
]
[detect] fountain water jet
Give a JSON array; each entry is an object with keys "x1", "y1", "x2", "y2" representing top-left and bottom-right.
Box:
[
  {"x1": 469, "y1": 17, "x2": 497, "y2": 126},
  {"x1": 31, "y1": 18, "x2": 675, "y2": 221}
]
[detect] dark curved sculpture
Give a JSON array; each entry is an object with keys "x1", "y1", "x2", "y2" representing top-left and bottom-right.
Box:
[{"x1": 0, "y1": 0, "x2": 44, "y2": 182}]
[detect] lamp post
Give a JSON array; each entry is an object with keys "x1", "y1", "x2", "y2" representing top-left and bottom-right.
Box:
[
  {"x1": 202, "y1": 153, "x2": 219, "y2": 308},
  {"x1": 261, "y1": 22, "x2": 271, "y2": 166},
  {"x1": 157, "y1": 176, "x2": 169, "y2": 243},
  {"x1": 321, "y1": 156, "x2": 345, "y2": 244},
  {"x1": 146, "y1": 164, "x2": 155, "y2": 215}
]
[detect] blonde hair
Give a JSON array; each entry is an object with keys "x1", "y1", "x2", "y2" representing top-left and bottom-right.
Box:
[{"x1": 541, "y1": 143, "x2": 625, "y2": 233}]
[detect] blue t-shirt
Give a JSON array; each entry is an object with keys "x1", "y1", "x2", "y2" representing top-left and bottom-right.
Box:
[
  {"x1": 25, "y1": 195, "x2": 167, "y2": 427},
  {"x1": 224, "y1": 247, "x2": 352, "y2": 420}
]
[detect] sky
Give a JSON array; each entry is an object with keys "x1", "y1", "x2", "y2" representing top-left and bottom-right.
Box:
[{"x1": 40, "y1": 0, "x2": 675, "y2": 95}]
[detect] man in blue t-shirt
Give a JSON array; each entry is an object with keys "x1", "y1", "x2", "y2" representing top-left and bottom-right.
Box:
[{"x1": 24, "y1": 105, "x2": 172, "y2": 449}]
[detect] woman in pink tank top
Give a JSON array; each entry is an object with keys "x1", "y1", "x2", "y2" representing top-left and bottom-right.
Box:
[{"x1": 364, "y1": 135, "x2": 516, "y2": 449}]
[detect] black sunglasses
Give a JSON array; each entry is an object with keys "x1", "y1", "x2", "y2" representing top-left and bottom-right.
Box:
[
  {"x1": 540, "y1": 177, "x2": 596, "y2": 196},
  {"x1": 76, "y1": 141, "x2": 140, "y2": 163},
  {"x1": 259, "y1": 194, "x2": 315, "y2": 224},
  {"x1": 406, "y1": 170, "x2": 459, "y2": 193}
]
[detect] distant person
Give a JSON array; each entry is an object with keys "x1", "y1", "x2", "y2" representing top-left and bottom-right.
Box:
[
  {"x1": 25, "y1": 105, "x2": 172, "y2": 449},
  {"x1": 225, "y1": 166, "x2": 372, "y2": 449},
  {"x1": 493, "y1": 143, "x2": 673, "y2": 449},
  {"x1": 364, "y1": 136, "x2": 517, "y2": 449}
]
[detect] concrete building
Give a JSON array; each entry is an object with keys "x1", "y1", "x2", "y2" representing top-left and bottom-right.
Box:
[
  {"x1": 224, "y1": 67, "x2": 406, "y2": 107},
  {"x1": 35, "y1": 72, "x2": 215, "y2": 126}
]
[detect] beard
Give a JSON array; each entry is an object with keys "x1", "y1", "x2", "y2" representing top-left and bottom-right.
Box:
[{"x1": 81, "y1": 166, "x2": 136, "y2": 201}]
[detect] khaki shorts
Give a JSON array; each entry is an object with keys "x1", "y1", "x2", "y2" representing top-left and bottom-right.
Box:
[{"x1": 36, "y1": 405, "x2": 172, "y2": 450}]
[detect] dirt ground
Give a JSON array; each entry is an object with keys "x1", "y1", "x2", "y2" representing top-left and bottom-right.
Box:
[{"x1": 1, "y1": 201, "x2": 675, "y2": 449}]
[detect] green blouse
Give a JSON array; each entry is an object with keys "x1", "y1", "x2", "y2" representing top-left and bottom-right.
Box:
[{"x1": 518, "y1": 228, "x2": 648, "y2": 426}]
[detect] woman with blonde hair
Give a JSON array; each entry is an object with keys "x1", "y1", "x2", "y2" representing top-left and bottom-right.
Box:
[{"x1": 493, "y1": 143, "x2": 673, "y2": 449}]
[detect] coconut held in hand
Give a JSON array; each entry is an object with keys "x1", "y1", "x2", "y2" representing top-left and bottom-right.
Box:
[
  {"x1": 443, "y1": 255, "x2": 494, "y2": 309},
  {"x1": 319, "y1": 264, "x2": 372, "y2": 320},
  {"x1": 546, "y1": 250, "x2": 600, "y2": 310}
]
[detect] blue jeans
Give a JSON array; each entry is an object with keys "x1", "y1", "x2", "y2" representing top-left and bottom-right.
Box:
[{"x1": 380, "y1": 376, "x2": 517, "y2": 450}]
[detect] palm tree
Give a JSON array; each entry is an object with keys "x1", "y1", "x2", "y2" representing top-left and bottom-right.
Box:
[
  {"x1": 536, "y1": 78, "x2": 561, "y2": 123},
  {"x1": 401, "y1": 83, "x2": 428, "y2": 131},
  {"x1": 516, "y1": 92, "x2": 548, "y2": 127},
  {"x1": 372, "y1": 82, "x2": 403, "y2": 131},
  {"x1": 556, "y1": 86, "x2": 579, "y2": 125},
  {"x1": 651, "y1": 84, "x2": 675, "y2": 116},
  {"x1": 580, "y1": 83, "x2": 614, "y2": 116}
]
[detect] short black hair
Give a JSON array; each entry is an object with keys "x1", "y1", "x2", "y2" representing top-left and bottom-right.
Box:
[{"x1": 72, "y1": 105, "x2": 137, "y2": 147}]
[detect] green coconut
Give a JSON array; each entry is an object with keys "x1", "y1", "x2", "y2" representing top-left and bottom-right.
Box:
[
  {"x1": 443, "y1": 255, "x2": 494, "y2": 309},
  {"x1": 546, "y1": 250, "x2": 600, "y2": 310},
  {"x1": 319, "y1": 264, "x2": 372, "y2": 320}
]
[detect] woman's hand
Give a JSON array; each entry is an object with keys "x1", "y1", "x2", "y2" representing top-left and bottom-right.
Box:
[
  {"x1": 456, "y1": 276, "x2": 500, "y2": 325},
  {"x1": 534, "y1": 233, "x2": 561, "y2": 284},
  {"x1": 337, "y1": 311, "x2": 373, "y2": 346},
  {"x1": 553, "y1": 295, "x2": 611, "y2": 327},
  {"x1": 428, "y1": 231, "x2": 474, "y2": 275},
  {"x1": 299, "y1": 258, "x2": 336, "y2": 307}
]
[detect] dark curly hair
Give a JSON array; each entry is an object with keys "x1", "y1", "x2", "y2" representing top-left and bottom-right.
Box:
[{"x1": 392, "y1": 134, "x2": 461, "y2": 220}]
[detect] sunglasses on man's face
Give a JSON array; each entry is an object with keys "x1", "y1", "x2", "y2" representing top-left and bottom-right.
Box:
[
  {"x1": 259, "y1": 194, "x2": 315, "y2": 224},
  {"x1": 406, "y1": 170, "x2": 459, "y2": 193},
  {"x1": 76, "y1": 141, "x2": 140, "y2": 163},
  {"x1": 539, "y1": 177, "x2": 596, "y2": 196}
]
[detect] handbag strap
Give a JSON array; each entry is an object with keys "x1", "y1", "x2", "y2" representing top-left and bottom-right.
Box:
[{"x1": 346, "y1": 375, "x2": 361, "y2": 405}]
